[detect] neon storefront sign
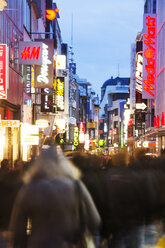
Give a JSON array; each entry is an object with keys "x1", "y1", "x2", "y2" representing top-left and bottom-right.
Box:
[
  {"x1": 0, "y1": 44, "x2": 8, "y2": 99},
  {"x1": 37, "y1": 43, "x2": 51, "y2": 85},
  {"x1": 35, "y1": 39, "x2": 54, "y2": 88},
  {"x1": 19, "y1": 42, "x2": 42, "y2": 65},
  {"x1": 46, "y1": 8, "x2": 59, "y2": 21},
  {"x1": 142, "y1": 14, "x2": 156, "y2": 99},
  {"x1": 56, "y1": 77, "x2": 64, "y2": 111},
  {"x1": 74, "y1": 126, "x2": 79, "y2": 148}
]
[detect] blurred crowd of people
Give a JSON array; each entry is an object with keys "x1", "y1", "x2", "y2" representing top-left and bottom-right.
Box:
[{"x1": 0, "y1": 148, "x2": 165, "y2": 248}]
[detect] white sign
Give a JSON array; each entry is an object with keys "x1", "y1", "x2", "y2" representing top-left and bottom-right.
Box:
[
  {"x1": 56, "y1": 55, "x2": 66, "y2": 70},
  {"x1": 35, "y1": 119, "x2": 49, "y2": 129},
  {"x1": 21, "y1": 123, "x2": 39, "y2": 145},
  {"x1": 37, "y1": 43, "x2": 52, "y2": 85},
  {"x1": 136, "y1": 102, "x2": 147, "y2": 110},
  {"x1": 55, "y1": 119, "x2": 65, "y2": 133}
]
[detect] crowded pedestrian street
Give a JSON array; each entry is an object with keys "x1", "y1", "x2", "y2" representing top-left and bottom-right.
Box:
[{"x1": 1, "y1": 0, "x2": 165, "y2": 247}]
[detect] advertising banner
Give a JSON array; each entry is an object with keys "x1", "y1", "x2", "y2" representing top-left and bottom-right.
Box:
[
  {"x1": 35, "y1": 39, "x2": 54, "y2": 88},
  {"x1": 142, "y1": 14, "x2": 156, "y2": 99},
  {"x1": 41, "y1": 88, "x2": 53, "y2": 112},
  {"x1": 56, "y1": 77, "x2": 65, "y2": 111},
  {"x1": 23, "y1": 65, "x2": 31, "y2": 94},
  {"x1": 19, "y1": 41, "x2": 43, "y2": 65},
  {"x1": 0, "y1": 44, "x2": 8, "y2": 99}
]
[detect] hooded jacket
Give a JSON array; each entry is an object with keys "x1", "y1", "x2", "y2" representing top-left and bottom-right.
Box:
[{"x1": 9, "y1": 146, "x2": 101, "y2": 248}]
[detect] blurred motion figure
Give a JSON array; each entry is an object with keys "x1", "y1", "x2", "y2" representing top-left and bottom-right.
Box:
[{"x1": 9, "y1": 146, "x2": 100, "y2": 248}]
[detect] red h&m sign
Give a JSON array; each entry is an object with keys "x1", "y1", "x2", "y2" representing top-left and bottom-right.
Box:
[
  {"x1": 0, "y1": 44, "x2": 8, "y2": 99},
  {"x1": 19, "y1": 42, "x2": 42, "y2": 65},
  {"x1": 142, "y1": 14, "x2": 156, "y2": 99}
]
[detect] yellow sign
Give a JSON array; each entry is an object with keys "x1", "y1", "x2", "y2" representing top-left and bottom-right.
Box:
[
  {"x1": 0, "y1": 0, "x2": 7, "y2": 11},
  {"x1": 23, "y1": 136, "x2": 39, "y2": 145},
  {"x1": 74, "y1": 126, "x2": 79, "y2": 147},
  {"x1": 56, "y1": 77, "x2": 64, "y2": 111},
  {"x1": 0, "y1": 120, "x2": 20, "y2": 127}
]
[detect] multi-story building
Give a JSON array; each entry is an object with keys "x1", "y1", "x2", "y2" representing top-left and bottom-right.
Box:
[
  {"x1": 155, "y1": 0, "x2": 165, "y2": 153},
  {"x1": 0, "y1": 1, "x2": 70, "y2": 164},
  {"x1": 0, "y1": 0, "x2": 29, "y2": 164},
  {"x1": 100, "y1": 76, "x2": 129, "y2": 150}
]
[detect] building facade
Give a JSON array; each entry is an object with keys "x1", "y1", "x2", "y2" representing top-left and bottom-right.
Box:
[{"x1": 100, "y1": 76, "x2": 129, "y2": 151}]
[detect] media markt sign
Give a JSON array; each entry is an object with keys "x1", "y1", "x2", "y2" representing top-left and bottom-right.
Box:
[{"x1": 0, "y1": 0, "x2": 7, "y2": 11}]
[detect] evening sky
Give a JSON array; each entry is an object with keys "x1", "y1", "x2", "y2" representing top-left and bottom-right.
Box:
[{"x1": 55, "y1": 0, "x2": 144, "y2": 96}]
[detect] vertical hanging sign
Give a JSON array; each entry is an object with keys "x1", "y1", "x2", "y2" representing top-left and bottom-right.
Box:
[
  {"x1": 0, "y1": 44, "x2": 8, "y2": 99},
  {"x1": 56, "y1": 77, "x2": 65, "y2": 111},
  {"x1": 142, "y1": 14, "x2": 156, "y2": 99},
  {"x1": 35, "y1": 39, "x2": 54, "y2": 88}
]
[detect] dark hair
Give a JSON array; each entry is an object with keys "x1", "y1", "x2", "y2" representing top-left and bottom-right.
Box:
[{"x1": 1, "y1": 159, "x2": 9, "y2": 169}]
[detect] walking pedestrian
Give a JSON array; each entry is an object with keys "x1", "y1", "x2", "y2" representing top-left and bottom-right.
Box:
[{"x1": 9, "y1": 145, "x2": 101, "y2": 248}]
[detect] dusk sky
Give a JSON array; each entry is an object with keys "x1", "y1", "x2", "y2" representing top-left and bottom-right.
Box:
[{"x1": 55, "y1": 0, "x2": 144, "y2": 97}]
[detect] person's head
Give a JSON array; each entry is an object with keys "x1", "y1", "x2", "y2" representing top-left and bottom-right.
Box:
[
  {"x1": 23, "y1": 145, "x2": 81, "y2": 183},
  {"x1": 1, "y1": 159, "x2": 9, "y2": 170},
  {"x1": 14, "y1": 159, "x2": 23, "y2": 170}
]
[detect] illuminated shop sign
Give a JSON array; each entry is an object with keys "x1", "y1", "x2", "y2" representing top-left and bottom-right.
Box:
[
  {"x1": 46, "y1": 8, "x2": 59, "y2": 20},
  {"x1": 19, "y1": 42, "x2": 42, "y2": 65},
  {"x1": 0, "y1": 120, "x2": 20, "y2": 127},
  {"x1": 56, "y1": 77, "x2": 64, "y2": 111},
  {"x1": 0, "y1": 0, "x2": 7, "y2": 11},
  {"x1": 136, "y1": 52, "x2": 143, "y2": 93},
  {"x1": 35, "y1": 39, "x2": 54, "y2": 88},
  {"x1": 55, "y1": 119, "x2": 66, "y2": 133},
  {"x1": 56, "y1": 55, "x2": 66, "y2": 70},
  {"x1": 0, "y1": 44, "x2": 8, "y2": 99},
  {"x1": 142, "y1": 14, "x2": 156, "y2": 99},
  {"x1": 35, "y1": 119, "x2": 49, "y2": 129},
  {"x1": 154, "y1": 112, "x2": 165, "y2": 128},
  {"x1": 23, "y1": 65, "x2": 31, "y2": 94},
  {"x1": 41, "y1": 88, "x2": 53, "y2": 112},
  {"x1": 79, "y1": 122, "x2": 85, "y2": 143},
  {"x1": 154, "y1": 115, "x2": 159, "y2": 128},
  {"x1": 74, "y1": 126, "x2": 79, "y2": 148},
  {"x1": 23, "y1": 136, "x2": 39, "y2": 145},
  {"x1": 21, "y1": 123, "x2": 39, "y2": 145}
]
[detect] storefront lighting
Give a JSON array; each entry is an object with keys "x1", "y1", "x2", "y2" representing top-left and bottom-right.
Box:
[
  {"x1": 0, "y1": 0, "x2": 7, "y2": 11},
  {"x1": 35, "y1": 119, "x2": 49, "y2": 129},
  {"x1": 46, "y1": 8, "x2": 59, "y2": 21},
  {"x1": 56, "y1": 55, "x2": 66, "y2": 70}
]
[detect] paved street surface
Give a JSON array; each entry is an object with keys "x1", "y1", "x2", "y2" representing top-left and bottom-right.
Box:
[{"x1": 98, "y1": 223, "x2": 165, "y2": 248}]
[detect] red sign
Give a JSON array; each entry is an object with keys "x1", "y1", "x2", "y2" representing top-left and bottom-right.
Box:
[
  {"x1": 0, "y1": 44, "x2": 8, "y2": 99},
  {"x1": 21, "y1": 46, "x2": 41, "y2": 60},
  {"x1": 46, "y1": 8, "x2": 59, "y2": 21},
  {"x1": 154, "y1": 115, "x2": 160, "y2": 128},
  {"x1": 142, "y1": 15, "x2": 156, "y2": 99},
  {"x1": 79, "y1": 122, "x2": 85, "y2": 133}
]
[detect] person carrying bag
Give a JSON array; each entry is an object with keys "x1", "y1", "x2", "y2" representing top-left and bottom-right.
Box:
[{"x1": 74, "y1": 180, "x2": 100, "y2": 248}]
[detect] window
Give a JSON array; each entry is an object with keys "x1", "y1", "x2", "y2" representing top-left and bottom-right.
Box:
[
  {"x1": 23, "y1": 0, "x2": 31, "y2": 34},
  {"x1": 114, "y1": 108, "x2": 118, "y2": 116},
  {"x1": 153, "y1": 0, "x2": 156, "y2": 13}
]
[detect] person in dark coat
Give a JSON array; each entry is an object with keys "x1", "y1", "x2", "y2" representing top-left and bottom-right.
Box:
[{"x1": 9, "y1": 146, "x2": 101, "y2": 248}]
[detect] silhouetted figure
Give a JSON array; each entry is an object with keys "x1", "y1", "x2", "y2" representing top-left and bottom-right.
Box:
[
  {"x1": 9, "y1": 146, "x2": 100, "y2": 248},
  {"x1": 71, "y1": 152, "x2": 165, "y2": 248},
  {"x1": 0, "y1": 158, "x2": 24, "y2": 247}
]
